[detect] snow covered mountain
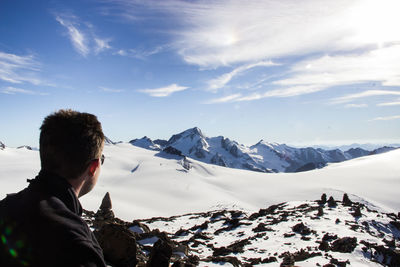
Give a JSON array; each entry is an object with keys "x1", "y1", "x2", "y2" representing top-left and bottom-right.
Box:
[
  {"x1": 129, "y1": 127, "x2": 398, "y2": 173},
  {"x1": 2, "y1": 138, "x2": 400, "y2": 266}
]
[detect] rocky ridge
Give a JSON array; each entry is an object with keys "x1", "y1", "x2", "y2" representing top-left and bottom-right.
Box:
[
  {"x1": 84, "y1": 193, "x2": 400, "y2": 266},
  {"x1": 128, "y1": 127, "x2": 399, "y2": 173}
]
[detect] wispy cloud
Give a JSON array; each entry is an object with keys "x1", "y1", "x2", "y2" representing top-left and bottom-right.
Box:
[
  {"x1": 138, "y1": 83, "x2": 188, "y2": 97},
  {"x1": 205, "y1": 93, "x2": 242, "y2": 104},
  {"x1": 207, "y1": 60, "x2": 276, "y2": 92},
  {"x1": 102, "y1": 0, "x2": 400, "y2": 105},
  {"x1": 377, "y1": 98, "x2": 400, "y2": 106},
  {"x1": 105, "y1": 0, "x2": 400, "y2": 68},
  {"x1": 331, "y1": 90, "x2": 400, "y2": 104},
  {"x1": 94, "y1": 38, "x2": 112, "y2": 54},
  {"x1": 0, "y1": 51, "x2": 45, "y2": 85},
  {"x1": 1, "y1": 86, "x2": 47, "y2": 95},
  {"x1": 99, "y1": 86, "x2": 124, "y2": 93},
  {"x1": 345, "y1": 103, "x2": 368, "y2": 108},
  {"x1": 370, "y1": 115, "x2": 400, "y2": 121},
  {"x1": 275, "y1": 45, "x2": 400, "y2": 89},
  {"x1": 55, "y1": 15, "x2": 89, "y2": 56},
  {"x1": 115, "y1": 46, "x2": 164, "y2": 59},
  {"x1": 55, "y1": 13, "x2": 111, "y2": 56}
]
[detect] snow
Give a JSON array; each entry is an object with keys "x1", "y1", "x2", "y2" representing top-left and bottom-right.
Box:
[{"x1": 0, "y1": 143, "x2": 399, "y2": 222}]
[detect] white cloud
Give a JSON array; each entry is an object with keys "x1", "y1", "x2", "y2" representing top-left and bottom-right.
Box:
[
  {"x1": 138, "y1": 83, "x2": 188, "y2": 97},
  {"x1": 275, "y1": 45, "x2": 400, "y2": 88},
  {"x1": 205, "y1": 93, "x2": 242, "y2": 104},
  {"x1": 345, "y1": 103, "x2": 368, "y2": 108},
  {"x1": 1, "y1": 86, "x2": 47, "y2": 95},
  {"x1": 56, "y1": 15, "x2": 89, "y2": 56},
  {"x1": 0, "y1": 51, "x2": 45, "y2": 85},
  {"x1": 370, "y1": 115, "x2": 400, "y2": 121},
  {"x1": 331, "y1": 90, "x2": 400, "y2": 104},
  {"x1": 99, "y1": 86, "x2": 124, "y2": 93},
  {"x1": 114, "y1": 46, "x2": 164, "y2": 59},
  {"x1": 94, "y1": 38, "x2": 112, "y2": 54},
  {"x1": 377, "y1": 98, "x2": 400, "y2": 106},
  {"x1": 55, "y1": 13, "x2": 111, "y2": 56},
  {"x1": 207, "y1": 60, "x2": 276, "y2": 92},
  {"x1": 147, "y1": 0, "x2": 400, "y2": 68}
]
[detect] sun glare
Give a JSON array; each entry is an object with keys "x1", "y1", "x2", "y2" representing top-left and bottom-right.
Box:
[{"x1": 346, "y1": 0, "x2": 400, "y2": 47}]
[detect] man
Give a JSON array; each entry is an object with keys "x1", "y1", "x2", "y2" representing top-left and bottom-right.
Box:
[{"x1": 0, "y1": 110, "x2": 107, "y2": 267}]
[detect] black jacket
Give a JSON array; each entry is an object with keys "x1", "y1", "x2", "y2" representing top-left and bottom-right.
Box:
[{"x1": 0, "y1": 170, "x2": 106, "y2": 267}]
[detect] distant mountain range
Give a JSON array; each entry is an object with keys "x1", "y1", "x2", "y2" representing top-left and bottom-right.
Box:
[{"x1": 128, "y1": 127, "x2": 399, "y2": 173}]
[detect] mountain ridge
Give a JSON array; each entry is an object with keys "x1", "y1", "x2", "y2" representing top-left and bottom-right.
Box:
[{"x1": 129, "y1": 127, "x2": 399, "y2": 173}]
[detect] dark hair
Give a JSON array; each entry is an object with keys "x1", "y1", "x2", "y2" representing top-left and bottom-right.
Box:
[{"x1": 39, "y1": 109, "x2": 105, "y2": 179}]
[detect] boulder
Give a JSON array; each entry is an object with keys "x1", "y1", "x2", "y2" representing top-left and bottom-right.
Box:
[
  {"x1": 147, "y1": 239, "x2": 173, "y2": 267},
  {"x1": 95, "y1": 223, "x2": 138, "y2": 267},
  {"x1": 331, "y1": 237, "x2": 357, "y2": 253},
  {"x1": 342, "y1": 194, "x2": 352, "y2": 206}
]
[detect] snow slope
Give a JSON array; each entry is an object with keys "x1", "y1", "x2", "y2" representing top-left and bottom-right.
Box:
[{"x1": 1, "y1": 143, "x2": 399, "y2": 222}]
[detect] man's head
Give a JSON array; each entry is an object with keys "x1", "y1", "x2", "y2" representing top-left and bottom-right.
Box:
[{"x1": 39, "y1": 110, "x2": 105, "y2": 182}]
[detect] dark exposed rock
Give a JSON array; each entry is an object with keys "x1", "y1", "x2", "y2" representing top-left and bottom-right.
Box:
[
  {"x1": 163, "y1": 146, "x2": 183, "y2": 157},
  {"x1": 94, "y1": 223, "x2": 138, "y2": 267},
  {"x1": 317, "y1": 206, "x2": 324, "y2": 216},
  {"x1": 213, "y1": 238, "x2": 251, "y2": 256},
  {"x1": 292, "y1": 249, "x2": 322, "y2": 261},
  {"x1": 0, "y1": 141, "x2": 5, "y2": 149},
  {"x1": 331, "y1": 237, "x2": 358, "y2": 253},
  {"x1": 292, "y1": 222, "x2": 312, "y2": 235},
  {"x1": 318, "y1": 240, "x2": 330, "y2": 251},
  {"x1": 342, "y1": 193, "x2": 352, "y2": 206},
  {"x1": 330, "y1": 257, "x2": 350, "y2": 267},
  {"x1": 328, "y1": 196, "x2": 336, "y2": 208},
  {"x1": 147, "y1": 239, "x2": 173, "y2": 267},
  {"x1": 360, "y1": 240, "x2": 400, "y2": 266},
  {"x1": 252, "y1": 223, "x2": 274, "y2": 233},
  {"x1": 280, "y1": 252, "x2": 295, "y2": 266},
  {"x1": 319, "y1": 193, "x2": 327, "y2": 205},
  {"x1": 322, "y1": 233, "x2": 338, "y2": 242},
  {"x1": 262, "y1": 257, "x2": 277, "y2": 263},
  {"x1": 390, "y1": 220, "x2": 400, "y2": 231},
  {"x1": 352, "y1": 206, "x2": 362, "y2": 217},
  {"x1": 204, "y1": 256, "x2": 242, "y2": 267},
  {"x1": 100, "y1": 192, "x2": 112, "y2": 211}
]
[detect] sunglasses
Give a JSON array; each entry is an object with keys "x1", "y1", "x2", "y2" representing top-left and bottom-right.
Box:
[{"x1": 100, "y1": 154, "x2": 105, "y2": 165}]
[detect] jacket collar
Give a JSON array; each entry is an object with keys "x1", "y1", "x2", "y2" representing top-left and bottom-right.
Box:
[{"x1": 29, "y1": 170, "x2": 83, "y2": 216}]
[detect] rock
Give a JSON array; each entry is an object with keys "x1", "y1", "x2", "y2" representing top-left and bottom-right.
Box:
[
  {"x1": 352, "y1": 206, "x2": 362, "y2": 217},
  {"x1": 292, "y1": 222, "x2": 312, "y2": 235},
  {"x1": 94, "y1": 223, "x2": 138, "y2": 267},
  {"x1": 163, "y1": 146, "x2": 183, "y2": 157},
  {"x1": 204, "y1": 256, "x2": 242, "y2": 267},
  {"x1": 330, "y1": 258, "x2": 350, "y2": 267},
  {"x1": 0, "y1": 141, "x2": 5, "y2": 149},
  {"x1": 252, "y1": 223, "x2": 273, "y2": 233},
  {"x1": 147, "y1": 239, "x2": 173, "y2": 267},
  {"x1": 100, "y1": 192, "x2": 112, "y2": 211},
  {"x1": 95, "y1": 192, "x2": 115, "y2": 227},
  {"x1": 331, "y1": 237, "x2": 358, "y2": 253},
  {"x1": 327, "y1": 196, "x2": 336, "y2": 208},
  {"x1": 322, "y1": 233, "x2": 338, "y2": 242},
  {"x1": 318, "y1": 240, "x2": 330, "y2": 251},
  {"x1": 319, "y1": 193, "x2": 327, "y2": 205},
  {"x1": 280, "y1": 252, "x2": 295, "y2": 266},
  {"x1": 317, "y1": 206, "x2": 324, "y2": 216},
  {"x1": 342, "y1": 194, "x2": 352, "y2": 206}
]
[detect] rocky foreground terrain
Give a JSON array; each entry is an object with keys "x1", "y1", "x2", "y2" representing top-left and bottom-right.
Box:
[{"x1": 84, "y1": 193, "x2": 400, "y2": 266}]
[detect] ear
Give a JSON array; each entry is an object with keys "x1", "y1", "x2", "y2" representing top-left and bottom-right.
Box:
[{"x1": 88, "y1": 160, "x2": 100, "y2": 176}]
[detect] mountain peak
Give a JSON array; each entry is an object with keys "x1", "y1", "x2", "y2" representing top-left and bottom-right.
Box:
[{"x1": 168, "y1": 127, "x2": 205, "y2": 144}]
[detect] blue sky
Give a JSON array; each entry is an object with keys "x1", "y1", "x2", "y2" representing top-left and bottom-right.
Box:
[{"x1": 1, "y1": 0, "x2": 399, "y2": 147}]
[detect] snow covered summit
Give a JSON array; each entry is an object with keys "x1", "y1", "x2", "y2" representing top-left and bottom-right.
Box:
[{"x1": 128, "y1": 127, "x2": 399, "y2": 173}]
